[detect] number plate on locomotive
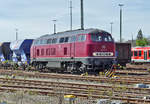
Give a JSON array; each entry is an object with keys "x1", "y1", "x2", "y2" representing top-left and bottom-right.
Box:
[{"x1": 93, "y1": 52, "x2": 113, "y2": 56}]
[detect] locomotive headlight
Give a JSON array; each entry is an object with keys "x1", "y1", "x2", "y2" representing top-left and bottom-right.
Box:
[
  {"x1": 93, "y1": 53, "x2": 97, "y2": 56},
  {"x1": 93, "y1": 52, "x2": 113, "y2": 56},
  {"x1": 110, "y1": 52, "x2": 114, "y2": 56}
]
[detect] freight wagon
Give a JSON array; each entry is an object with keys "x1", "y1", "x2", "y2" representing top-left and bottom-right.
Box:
[
  {"x1": 0, "y1": 42, "x2": 12, "y2": 62},
  {"x1": 115, "y1": 43, "x2": 131, "y2": 66},
  {"x1": 10, "y1": 39, "x2": 33, "y2": 64}
]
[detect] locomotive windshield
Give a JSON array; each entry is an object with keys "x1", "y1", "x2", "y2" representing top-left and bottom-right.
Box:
[{"x1": 91, "y1": 33, "x2": 113, "y2": 42}]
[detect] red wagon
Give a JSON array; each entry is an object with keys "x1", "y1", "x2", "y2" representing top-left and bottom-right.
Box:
[{"x1": 132, "y1": 46, "x2": 150, "y2": 63}]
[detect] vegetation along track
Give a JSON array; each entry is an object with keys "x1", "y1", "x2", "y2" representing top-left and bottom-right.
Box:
[{"x1": 0, "y1": 77, "x2": 150, "y2": 103}]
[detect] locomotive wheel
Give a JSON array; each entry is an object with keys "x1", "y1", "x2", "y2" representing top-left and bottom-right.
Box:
[
  {"x1": 35, "y1": 64, "x2": 39, "y2": 70},
  {"x1": 66, "y1": 64, "x2": 73, "y2": 73},
  {"x1": 79, "y1": 64, "x2": 86, "y2": 73},
  {"x1": 39, "y1": 63, "x2": 45, "y2": 71}
]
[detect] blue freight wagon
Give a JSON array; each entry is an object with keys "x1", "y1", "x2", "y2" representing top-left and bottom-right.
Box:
[
  {"x1": 10, "y1": 39, "x2": 33, "y2": 64},
  {"x1": 0, "y1": 42, "x2": 12, "y2": 62}
]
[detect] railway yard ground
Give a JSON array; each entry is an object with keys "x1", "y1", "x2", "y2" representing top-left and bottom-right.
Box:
[{"x1": 0, "y1": 64, "x2": 150, "y2": 104}]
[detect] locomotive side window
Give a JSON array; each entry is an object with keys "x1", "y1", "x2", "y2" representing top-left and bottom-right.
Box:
[
  {"x1": 70, "y1": 36, "x2": 76, "y2": 42},
  {"x1": 40, "y1": 39, "x2": 45, "y2": 44},
  {"x1": 59, "y1": 37, "x2": 64, "y2": 43},
  {"x1": 78, "y1": 35, "x2": 86, "y2": 42},
  {"x1": 139, "y1": 51, "x2": 142, "y2": 57},
  {"x1": 134, "y1": 51, "x2": 138, "y2": 56},
  {"x1": 43, "y1": 39, "x2": 47, "y2": 44},
  {"x1": 47, "y1": 39, "x2": 52, "y2": 44},
  {"x1": 34, "y1": 40, "x2": 40, "y2": 45},
  {"x1": 64, "y1": 37, "x2": 69, "y2": 42},
  {"x1": 59, "y1": 37, "x2": 69, "y2": 43},
  {"x1": 52, "y1": 38, "x2": 57, "y2": 44}
]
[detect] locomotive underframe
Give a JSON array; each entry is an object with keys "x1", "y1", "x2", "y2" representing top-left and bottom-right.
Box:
[{"x1": 31, "y1": 57, "x2": 115, "y2": 72}]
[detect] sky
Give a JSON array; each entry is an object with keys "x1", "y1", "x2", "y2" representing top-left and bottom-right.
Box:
[{"x1": 0, "y1": 0, "x2": 150, "y2": 42}]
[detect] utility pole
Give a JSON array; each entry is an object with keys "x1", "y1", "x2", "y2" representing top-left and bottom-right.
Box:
[
  {"x1": 132, "y1": 34, "x2": 134, "y2": 47},
  {"x1": 70, "y1": 0, "x2": 73, "y2": 31},
  {"x1": 119, "y1": 4, "x2": 124, "y2": 43},
  {"x1": 52, "y1": 20, "x2": 57, "y2": 34},
  {"x1": 81, "y1": 0, "x2": 84, "y2": 30},
  {"x1": 15, "y1": 28, "x2": 18, "y2": 40},
  {"x1": 110, "y1": 22, "x2": 113, "y2": 35}
]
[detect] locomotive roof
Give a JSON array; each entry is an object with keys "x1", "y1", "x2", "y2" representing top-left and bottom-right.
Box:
[{"x1": 37, "y1": 28, "x2": 108, "y2": 39}]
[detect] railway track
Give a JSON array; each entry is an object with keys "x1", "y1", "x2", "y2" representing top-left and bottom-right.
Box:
[
  {"x1": 0, "y1": 77, "x2": 150, "y2": 103},
  {"x1": 0, "y1": 69, "x2": 150, "y2": 103},
  {"x1": 115, "y1": 69, "x2": 149, "y2": 75},
  {"x1": 0, "y1": 69, "x2": 150, "y2": 85}
]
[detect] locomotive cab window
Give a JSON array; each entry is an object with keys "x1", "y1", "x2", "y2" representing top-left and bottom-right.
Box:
[
  {"x1": 91, "y1": 34, "x2": 102, "y2": 42},
  {"x1": 103, "y1": 35, "x2": 113, "y2": 42},
  {"x1": 91, "y1": 34, "x2": 113, "y2": 42}
]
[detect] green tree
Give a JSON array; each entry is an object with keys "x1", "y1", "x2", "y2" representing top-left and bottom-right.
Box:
[
  {"x1": 136, "y1": 29, "x2": 148, "y2": 46},
  {"x1": 136, "y1": 38, "x2": 148, "y2": 46},
  {"x1": 137, "y1": 29, "x2": 143, "y2": 40}
]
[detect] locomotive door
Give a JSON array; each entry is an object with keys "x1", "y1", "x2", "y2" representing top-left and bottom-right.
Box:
[
  {"x1": 144, "y1": 51, "x2": 147, "y2": 60},
  {"x1": 70, "y1": 42, "x2": 75, "y2": 58},
  {"x1": 69, "y1": 36, "x2": 76, "y2": 59},
  {"x1": 33, "y1": 46, "x2": 36, "y2": 58}
]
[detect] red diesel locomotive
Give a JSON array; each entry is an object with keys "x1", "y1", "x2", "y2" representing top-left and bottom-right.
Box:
[
  {"x1": 30, "y1": 28, "x2": 115, "y2": 72},
  {"x1": 132, "y1": 46, "x2": 150, "y2": 63}
]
